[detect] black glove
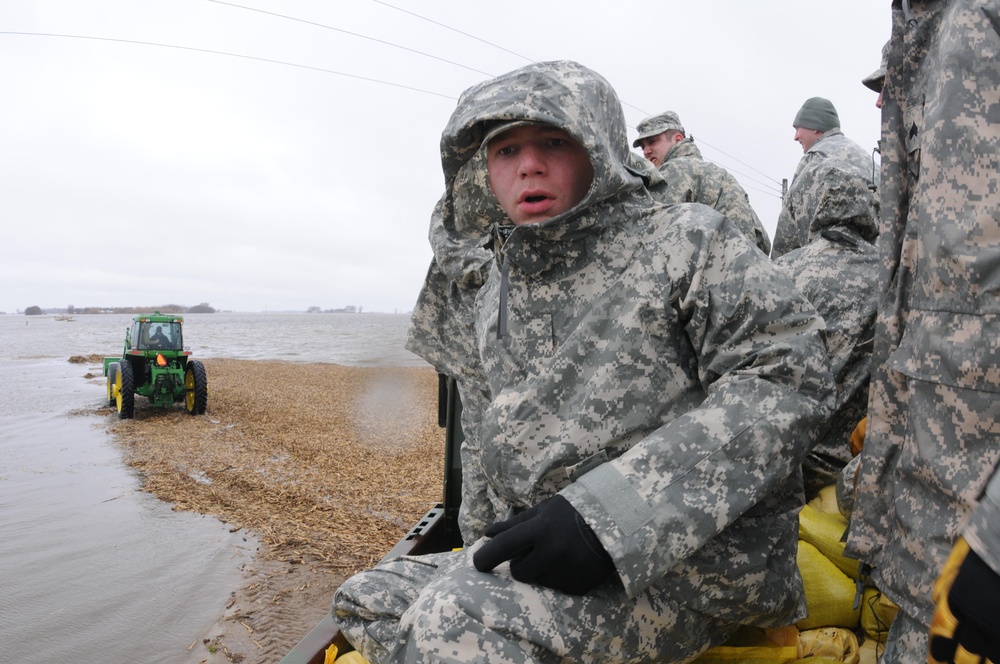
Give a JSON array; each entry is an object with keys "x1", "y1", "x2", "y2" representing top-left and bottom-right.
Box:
[
  {"x1": 472, "y1": 495, "x2": 615, "y2": 595},
  {"x1": 929, "y1": 537, "x2": 1000, "y2": 664}
]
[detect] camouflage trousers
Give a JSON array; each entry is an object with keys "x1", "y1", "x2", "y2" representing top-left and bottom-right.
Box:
[{"x1": 333, "y1": 543, "x2": 736, "y2": 664}]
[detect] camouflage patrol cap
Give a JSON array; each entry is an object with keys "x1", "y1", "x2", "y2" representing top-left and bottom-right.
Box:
[
  {"x1": 632, "y1": 111, "x2": 685, "y2": 148},
  {"x1": 862, "y1": 40, "x2": 890, "y2": 93}
]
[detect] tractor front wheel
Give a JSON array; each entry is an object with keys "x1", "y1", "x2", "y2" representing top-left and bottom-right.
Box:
[
  {"x1": 184, "y1": 360, "x2": 208, "y2": 415},
  {"x1": 116, "y1": 360, "x2": 135, "y2": 419}
]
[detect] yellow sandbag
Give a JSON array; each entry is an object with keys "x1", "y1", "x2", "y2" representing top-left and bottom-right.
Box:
[
  {"x1": 808, "y1": 484, "x2": 841, "y2": 515},
  {"x1": 798, "y1": 504, "x2": 860, "y2": 580},
  {"x1": 797, "y1": 540, "x2": 861, "y2": 630},
  {"x1": 857, "y1": 635, "x2": 881, "y2": 664},
  {"x1": 693, "y1": 644, "x2": 800, "y2": 664},
  {"x1": 796, "y1": 627, "x2": 860, "y2": 664},
  {"x1": 335, "y1": 651, "x2": 369, "y2": 664},
  {"x1": 692, "y1": 626, "x2": 799, "y2": 664},
  {"x1": 859, "y1": 586, "x2": 900, "y2": 644}
]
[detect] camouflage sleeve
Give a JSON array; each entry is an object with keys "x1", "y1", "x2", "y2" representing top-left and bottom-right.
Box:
[
  {"x1": 712, "y1": 172, "x2": 771, "y2": 255},
  {"x1": 560, "y1": 212, "x2": 834, "y2": 597},
  {"x1": 773, "y1": 150, "x2": 837, "y2": 259},
  {"x1": 770, "y1": 198, "x2": 799, "y2": 259}
]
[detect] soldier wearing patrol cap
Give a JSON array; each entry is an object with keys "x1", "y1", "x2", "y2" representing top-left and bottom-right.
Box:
[
  {"x1": 633, "y1": 110, "x2": 771, "y2": 254},
  {"x1": 862, "y1": 40, "x2": 889, "y2": 108}
]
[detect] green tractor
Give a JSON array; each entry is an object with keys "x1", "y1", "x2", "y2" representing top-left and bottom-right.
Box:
[{"x1": 103, "y1": 312, "x2": 208, "y2": 419}]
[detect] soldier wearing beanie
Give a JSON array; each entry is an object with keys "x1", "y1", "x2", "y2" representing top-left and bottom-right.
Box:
[{"x1": 771, "y1": 97, "x2": 878, "y2": 258}]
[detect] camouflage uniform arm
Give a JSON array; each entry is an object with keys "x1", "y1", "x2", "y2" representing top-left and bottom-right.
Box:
[
  {"x1": 712, "y1": 173, "x2": 771, "y2": 255},
  {"x1": 561, "y1": 213, "x2": 834, "y2": 597}
]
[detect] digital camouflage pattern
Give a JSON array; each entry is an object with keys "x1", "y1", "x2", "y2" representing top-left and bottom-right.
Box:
[
  {"x1": 632, "y1": 110, "x2": 685, "y2": 145},
  {"x1": 843, "y1": 2, "x2": 1000, "y2": 663},
  {"x1": 774, "y1": 161, "x2": 879, "y2": 499},
  {"x1": 771, "y1": 129, "x2": 879, "y2": 259},
  {"x1": 336, "y1": 60, "x2": 835, "y2": 663},
  {"x1": 650, "y1": 136, "x2": 772, "y2": 255}
]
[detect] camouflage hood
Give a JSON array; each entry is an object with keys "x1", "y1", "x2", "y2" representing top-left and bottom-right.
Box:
[
  {"x1": 793, "y1": 160, "x2": 879, "y2": 243},
  {"x1": 407, "y1": 61, "x2": 658, "y2": 377},
  {"x1": 441, "y1": 60, "x2": 652, "y2": 226}
]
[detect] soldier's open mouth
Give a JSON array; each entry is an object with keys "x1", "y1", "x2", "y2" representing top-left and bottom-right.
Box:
[{"x1": 525, "y1": 195, "x2": 547, "y2": 202}]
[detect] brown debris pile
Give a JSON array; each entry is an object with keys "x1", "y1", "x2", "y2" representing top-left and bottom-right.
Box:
[{"x1": 100, "y1": 358, "x2": 445, "y2": 575}]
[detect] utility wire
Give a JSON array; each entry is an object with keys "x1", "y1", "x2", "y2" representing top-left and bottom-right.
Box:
[
  {"x1": 370, "y1": 0, "x2": 784, "y2": 189},
  {"x1": 0, "y1": 31, "x2": 458, "y2": 100},
  {"x1": 370, "y1": 0, "x2": 533, "y2": 64},
  {"x1": 7, "y1": 4, "x2": 785, "y2": 191},
  {"x1": 207, "y1": 0, "x2": 495, "y2": 78}
]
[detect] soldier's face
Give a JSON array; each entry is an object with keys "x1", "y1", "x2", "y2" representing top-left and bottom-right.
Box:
[
  {"x1": 794, "y1": 126, "x2": 824, "y2": 153},
  {"x1": 635, "y1": 131, "x2": 679, "y2": 166},
  {"x1": 486, "y1": 124, "x2": 594, "y2": 225}
]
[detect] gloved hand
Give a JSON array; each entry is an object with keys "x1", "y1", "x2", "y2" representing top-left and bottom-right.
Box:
[
  {"x1": 929, "y1": 537, "x2": 1000, "y2": 664},
  {"x1": 473, "y1": 495, "x2": 615, "y2": 595}
]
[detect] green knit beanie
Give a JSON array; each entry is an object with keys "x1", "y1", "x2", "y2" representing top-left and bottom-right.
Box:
[{"x1": 793, "y1": 97, "x2": 840, "y2": 132}]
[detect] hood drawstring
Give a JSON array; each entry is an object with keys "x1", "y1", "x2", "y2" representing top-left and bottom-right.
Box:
[{"x1": 902, "y1": 0, "x2": 919, "y2": 28}]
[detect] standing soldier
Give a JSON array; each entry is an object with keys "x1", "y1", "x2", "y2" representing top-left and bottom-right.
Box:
[
  {"x1": 845, "y1": 2, "x2": 1000, "y2": 663},
  {"x1": 633, "y1": 111, "x2": 772, "y2": 254},
  {"x1": 772, "y1": 97, "x2": 878, "y2": 259}
]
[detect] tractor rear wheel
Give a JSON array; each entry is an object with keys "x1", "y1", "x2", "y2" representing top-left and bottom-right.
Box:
[
  {"x1": 117, "y1": 359, "x2": 135, "y2": 419},
  {"x1": 184, "y1": 360, "x2": 208, "y2": 415},
  {"x1": 107, "y1": 362, "x2": 120, "y2": 405}
]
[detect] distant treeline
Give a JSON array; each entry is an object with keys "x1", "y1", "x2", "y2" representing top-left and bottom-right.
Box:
[
  {"x1": 307, "y1": 305, "x2": 363, "y2": 314},
  {"x1": 23, "y1": 303, "x2": 216, "y2": 315}
]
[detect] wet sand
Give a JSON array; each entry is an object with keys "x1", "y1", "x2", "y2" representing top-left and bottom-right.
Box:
[{"x1": 92, "y1": 358, "x2": 444, "y2": 663}]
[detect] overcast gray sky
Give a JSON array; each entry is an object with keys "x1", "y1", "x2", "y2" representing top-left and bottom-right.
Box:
[{"x1": 1, "y1": 1, "x2": 889, "y2": 314}]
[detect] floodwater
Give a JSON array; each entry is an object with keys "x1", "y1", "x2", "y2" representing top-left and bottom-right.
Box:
[{"x1": 0, "y1": 312, "x2": 423, "y2": 664}]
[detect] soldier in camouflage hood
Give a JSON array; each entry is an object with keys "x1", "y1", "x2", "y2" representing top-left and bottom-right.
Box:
[
  {"x1": 771, "y1": 98, "x2": 879, "y2": 259},
  {"x1": 844, "y1": 3, "x2": 1000, "y2": 664},
  {"x1": 773, "y1": 161, "x2": 879, "y2": 500},
  {"x1": 633, "y1": 111, "x2": 772, "y2": 255},
  {"x1": 333, "y1": 60, "x2": 834, "y2": 663}
]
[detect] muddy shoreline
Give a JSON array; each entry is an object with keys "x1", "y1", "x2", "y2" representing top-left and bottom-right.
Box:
[{"x1": 93, "y1": 358, "x2": 444, "y2": 663}]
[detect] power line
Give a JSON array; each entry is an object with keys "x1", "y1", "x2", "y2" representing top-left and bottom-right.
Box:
[
  {"x1": 0, "y1": 31, "x2": 457, "y2": 101},
  {"x1": 6, "y1": 4, "x2": 786, "y2": 191},
  {"x1": 370, "y1": 1, "x2": 784, "y2": 190},
  {"x1": 207, "y1": 0, "x2": 496, "y2": 78},
  {"x1": 371, "y1": 0, "x2": 533, "y2": 64}
]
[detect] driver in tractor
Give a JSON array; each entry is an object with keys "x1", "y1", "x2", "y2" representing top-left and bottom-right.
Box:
[{"x1": 150, "y1": 325, "x2": 170, "y2": 349}]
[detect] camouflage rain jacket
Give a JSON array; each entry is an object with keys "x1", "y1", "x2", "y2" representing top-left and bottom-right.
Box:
[
  {"x1": 774, "y1": 162, "x2": 879, "y2": 498},
  {"x1": 845, "y1": 0, "x2": 1000, "y2": 629},
  {"x1": 654, "y1": 136, "x2": 772, "y2": 255},
  {"x1": 771, "y1": 130, "x2": 878, "y2": 259},
  {"x1": 407, "y1": 60, "x2": 834, "y2": 619}
]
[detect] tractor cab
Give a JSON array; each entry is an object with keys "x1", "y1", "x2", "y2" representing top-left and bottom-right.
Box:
[{"x1": 133, "y1": 319, "x2": 183, "y2": 351}]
